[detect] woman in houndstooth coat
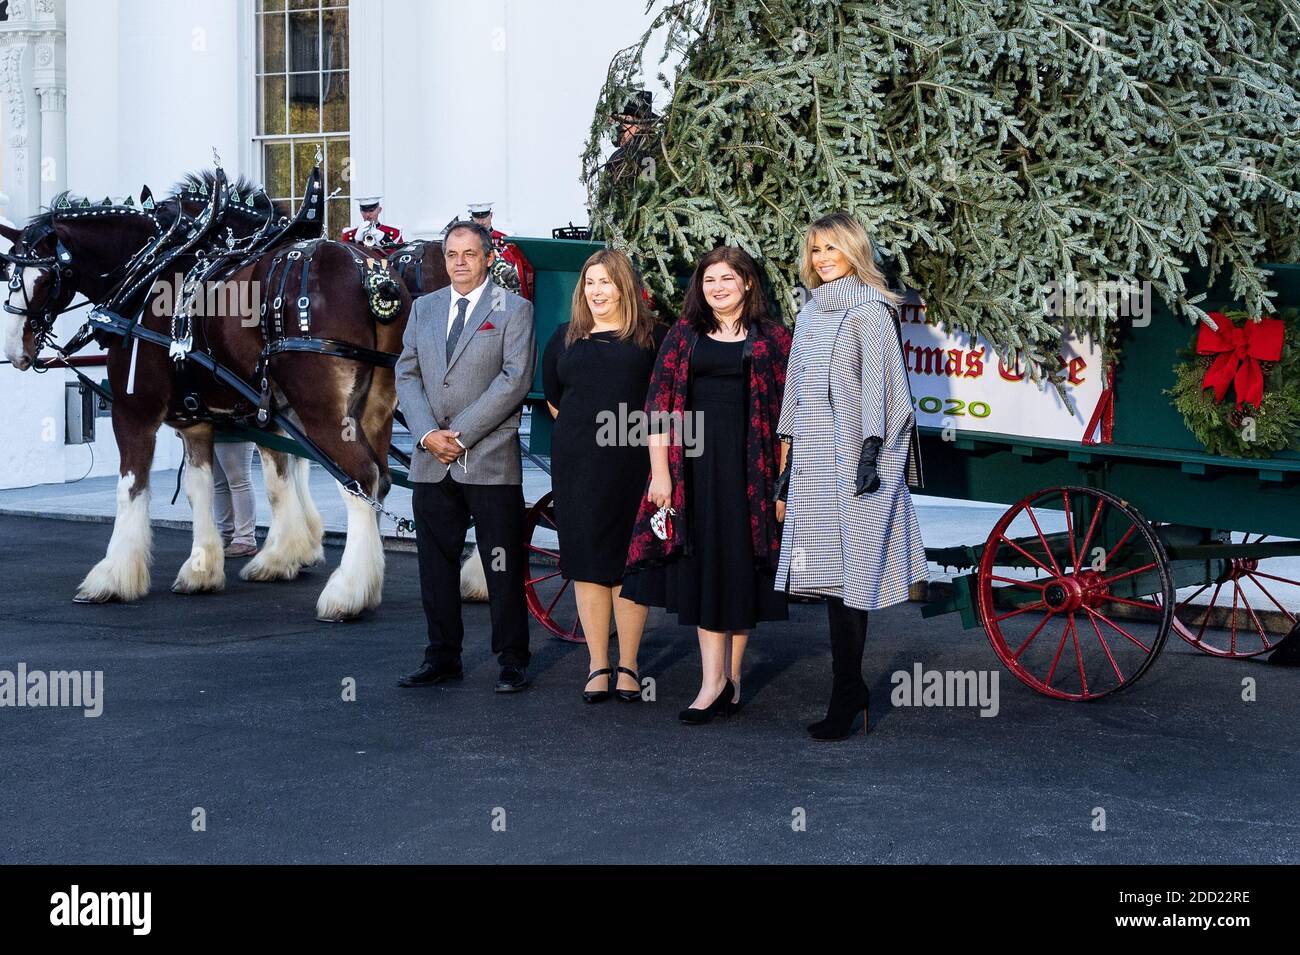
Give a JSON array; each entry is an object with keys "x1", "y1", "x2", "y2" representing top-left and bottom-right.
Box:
[{"x1": 774, "y1": 211, "x2": 928, "y2": 741}]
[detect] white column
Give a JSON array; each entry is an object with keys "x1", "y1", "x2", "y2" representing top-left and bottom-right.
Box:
[
  {"x1": 0, "y1": 35, "x2": 39, "y2": 220},
  {"x1": 0, "y1": 0, "x2": 65, "y2": 222},
  {"x1": 35, "y1": 85, "x2": 66, "y2": 205},
  {"x1": 348, "y1": 0, "x2": 385, "y2": 234}
]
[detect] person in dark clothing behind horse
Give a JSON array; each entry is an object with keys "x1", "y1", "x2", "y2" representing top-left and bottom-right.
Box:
[{"x1": 394, "y1": 221, "x2": 537, "y2": 693}]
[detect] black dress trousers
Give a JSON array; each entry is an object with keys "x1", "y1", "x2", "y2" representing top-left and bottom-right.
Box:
[{"x1": 411, "y1": 475, "x2": 530, "y2": 668}]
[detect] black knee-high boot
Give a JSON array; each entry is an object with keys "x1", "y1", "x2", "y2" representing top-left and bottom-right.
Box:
[{"x1": 808, "y1": 596, "x2": 871, "y2": 741}]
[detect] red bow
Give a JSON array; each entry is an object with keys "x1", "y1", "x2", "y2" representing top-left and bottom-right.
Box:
[{"x1": 1196, "y1": 312, "x2": 1284, "y2": 408}]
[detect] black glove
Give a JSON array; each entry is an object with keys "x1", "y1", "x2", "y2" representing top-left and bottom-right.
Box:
[
  {"x1": 773, "y1": 452, "x2": 792, "y2": 503},
  {"x1": 855, "y1": 436, "x2": 883, "y2": 496}
]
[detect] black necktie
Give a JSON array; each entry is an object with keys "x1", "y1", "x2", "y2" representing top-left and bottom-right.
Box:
[{"x1": 446, "y1": 296, "x2": 469, "y2": 362}]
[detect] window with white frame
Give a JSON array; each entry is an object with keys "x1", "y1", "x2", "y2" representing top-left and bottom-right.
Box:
[{"x1": 255, "y1": 0, "x2": 350, "y2": 237}]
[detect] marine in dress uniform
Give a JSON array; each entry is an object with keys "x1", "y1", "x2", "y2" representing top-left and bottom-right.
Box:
[
  {"x1": 467, "y1": 202, "x2": 534, "y2": 301},
  {"x1": 341, "y1": 195, "x2": 404, "y2": 250}
]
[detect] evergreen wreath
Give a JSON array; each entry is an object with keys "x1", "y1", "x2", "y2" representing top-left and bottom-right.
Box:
[{"x1": 1168, "y1": 308, "x2": 1300, "y2": 458}]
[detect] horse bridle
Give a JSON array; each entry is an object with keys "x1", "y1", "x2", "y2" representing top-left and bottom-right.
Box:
[
  {"x1": 2, "y1": 235, "x2": 75, "y2": 351},
  {"x1": 2, "y1": 213, "x2": 156, "y2": 353}
]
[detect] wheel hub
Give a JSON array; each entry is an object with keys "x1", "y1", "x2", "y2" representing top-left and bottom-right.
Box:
[
  {"x1": 1042, "y1": 570, "x2": 1110, "y2": 613},
  {"x1": 1223, "y1": 557, "x2": 1259, "y2": 581}
]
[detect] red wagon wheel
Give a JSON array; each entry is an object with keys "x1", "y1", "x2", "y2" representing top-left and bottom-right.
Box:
[
  {"x1": 977, "y1": 486, "x2": 1174, "y2": 701},
  {"x1": 1166, "y1": 531, "x2": 1298, "y2": 659},
  {"x1": 523, "y1": 491, "x2": 585, "y2": 643}
]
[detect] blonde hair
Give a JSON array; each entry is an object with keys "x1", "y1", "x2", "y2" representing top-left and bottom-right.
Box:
[
  {"x1": 568, "y1": 248, "x2": 657, "y2": 348},
  {"x1": 799, "y1": 211, "x2": 900, "y2": 305}
]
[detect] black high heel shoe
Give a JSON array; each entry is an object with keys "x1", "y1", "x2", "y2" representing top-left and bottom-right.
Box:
[
  {"x1": 808, "y1": 686, "x2": 870, "y2": 741},
  {"x1": 678, "y1": 680, "x2": 735, "y2": 725},
  {"x1": 583, "y1": 668, "x2": 613, "y2": 704},
  {"x1": 614, "y1": 666, "x2": 642, "y2": 702}
]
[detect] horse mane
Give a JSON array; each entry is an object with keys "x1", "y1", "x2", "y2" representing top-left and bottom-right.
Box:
[
  {"x1": 21, "y1": 172, "x2": 289, "y2": 244},
  {"x1": 169, "y1": 170, "x2": 285, "y2": 221}
]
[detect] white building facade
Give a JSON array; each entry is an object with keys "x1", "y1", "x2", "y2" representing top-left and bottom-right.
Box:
[{"x1": 0, "y1": 0, "x2": 654, "y2": 488}]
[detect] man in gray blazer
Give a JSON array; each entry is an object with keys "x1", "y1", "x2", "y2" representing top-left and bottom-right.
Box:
[{"x1": 394, "y1": 221, "x2": 536, "y2": 691}]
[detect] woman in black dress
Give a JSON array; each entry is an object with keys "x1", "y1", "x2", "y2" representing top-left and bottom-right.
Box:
[
  {"x1": 542, "y1": 249, "x2": 664, "y2": 704},
  {"x1": 622, "y1": 247, "x2": 791, "y2": 724}
]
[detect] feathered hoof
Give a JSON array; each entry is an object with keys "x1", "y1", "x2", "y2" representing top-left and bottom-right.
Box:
[
  {"x1": 240, "y1": 549, "x2": 304, "y2": 582},
  {"x1": 171, "y1": 547, "x2": 226, "y2": 594},
  {"x1": 76, "y1": 556, "x2": 150, "y2": 604},
  {"x1": 459, "y1": 549, "x2": 489, "y2": 602},
  {"x1": 315, "y1": 567, "x2": 381, "y2": 622}
]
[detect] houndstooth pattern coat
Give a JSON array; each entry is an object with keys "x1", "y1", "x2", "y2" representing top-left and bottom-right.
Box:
[{"x1": 774, "y1": 275, "x2": 928, "y2": 611}]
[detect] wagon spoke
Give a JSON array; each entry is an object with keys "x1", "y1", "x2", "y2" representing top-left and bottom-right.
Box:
[
  {"x1": 1012, "y1": 609, "x2": 1055, "y2": 660},
  {"x1": 1044, "y1": 616, "x2": 1072, "y2": 687},
  {"x1": 1194, "y1": 581, "x2": 1226, "y2": 644},
  {"x1": 1250, "y1": 570, "x2": 1300, "y2": 588},
  {"x1": 1068, "y1": 615, "x2": 1090, "y2": 697},
  {"x1": 991, "y1": 574, "x2": 1047, "y2": 590},
  {"x1": 1075, "y1": 497, "x2": 1108, "y2": 575},
  {"x1": 526, "y1": 569, "x2": 562, "y2": 585},
  {"x1": 993, "y1": 600, "x2": 1047, "y2": 624},
  {"x1": 1229, "y1": 585, "x2": 1241, "y2": 654},
  {"x1": 1063, "y1": 489, "x2": 1078, "y2": 572},
  {"x1": 1102, "y1": 524, "x2": 1138, "y2": 574},
  {"x1": 1173, "y1": 582, "x2": 1212, "y2": 611},
  {"x1": 528, "y1": 546, "x2": 561, "y2": 561},
  {"x1": 997, "y1": 533, "x2": 1056, "y2": 576},
  {"x1": 1245, "y1": 572, "x2": 1297, "y2": 623},
  {"x1": 1086, "y1": 608, "x2": 1125, "y2": 683},
  {"x1": 1098, "y1": 561, "x2": 1158, "y2": 588},
  {"x1": 1082, "y1": 605, "x2": 1152, "y2": 654},
  {"x1": 1234, "y1": 585, "x2": 1274, "y2": 650},
  {"x1": 1024, "y1": 504, "x2": 1063, "y2": 576},
  {"x1": 545, "y1": 577, "x2": 572, "y2": 615},
  {"x1": 1100, "y1": 594, "x2": 1165, "y2": 613}
]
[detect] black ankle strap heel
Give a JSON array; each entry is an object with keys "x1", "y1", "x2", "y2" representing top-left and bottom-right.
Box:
[{"x1": 615, "y1": 666, "x2": 642, "y2": 702}]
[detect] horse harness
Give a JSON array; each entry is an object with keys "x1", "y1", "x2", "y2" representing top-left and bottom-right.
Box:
[
  {"x1": 251, "y1": 237, "x2": 402, "y2": 425},
  {"x1": 390, "y1": 241, "x2": 433, "y2": 297},
  {"x1": 7, "y1": 161, "x2": 414, "y2": 531}
]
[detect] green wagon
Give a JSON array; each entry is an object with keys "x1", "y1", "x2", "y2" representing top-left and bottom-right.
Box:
[{"x1": 919, "y1": 262, "x2": 1300, "y2": 700}]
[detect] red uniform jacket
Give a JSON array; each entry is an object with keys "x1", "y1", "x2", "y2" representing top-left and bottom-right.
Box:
[
  {"x1": 341, "y1": 222, "x2": 403, "y2": 247},
  {"x1": 491, "y1": 228, "x2": 535, "y2": 301}
]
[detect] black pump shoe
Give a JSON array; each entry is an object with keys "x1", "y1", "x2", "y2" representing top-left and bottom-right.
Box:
[
  {"x1": 583, "y1": 668, "x2": 613, "y2": 704},
  {"x1": 679, "y1": 680, "x2": 735, "y2": 725},
  {"x1": 614, "y1": 666, "x2": 642, "y2": 702}
]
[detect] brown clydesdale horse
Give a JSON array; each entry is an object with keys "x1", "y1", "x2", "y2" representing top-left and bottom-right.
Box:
[
  {"x1": 1, "y1": 174, "x2": 413, "y2": 621},
  {"x1": 381, "y1": 239, "x2": 450, "y2": 300}
]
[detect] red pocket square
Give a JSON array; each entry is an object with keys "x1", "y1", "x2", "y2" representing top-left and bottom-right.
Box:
[{"x1": 479, "y1": 321, "x2": 496, "y2": 331}]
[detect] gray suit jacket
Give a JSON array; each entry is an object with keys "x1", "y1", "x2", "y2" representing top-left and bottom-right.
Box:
[{"x1": 395, "y1": 280, "x2": 536, "y2": 485}]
